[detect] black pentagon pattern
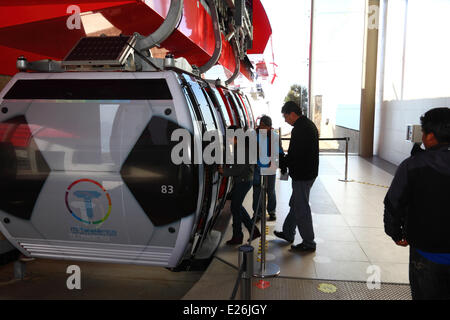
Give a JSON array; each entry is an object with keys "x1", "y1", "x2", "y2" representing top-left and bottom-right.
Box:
[
  {"x1": 0, "y1": 116, "x2": 51, "y2": 220},
  {"x1": 120, "y1": 116, "x2": 199, "y2": 226}
]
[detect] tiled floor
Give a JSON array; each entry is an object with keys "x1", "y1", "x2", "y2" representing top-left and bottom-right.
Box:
[
  {"x1": 214, "y1": 155, "x2": 410, "y2": 285},
  {"x1": 183, "y1": 258, "x2": 412, "y2": 300},
  {"x1": 0, "y1": 258, "x2": 203, "y2": 299}
]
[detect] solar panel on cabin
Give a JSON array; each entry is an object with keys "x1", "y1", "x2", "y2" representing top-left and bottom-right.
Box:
[{"x1": 64, "y1": 36, "x2": 131, "y2": 62}]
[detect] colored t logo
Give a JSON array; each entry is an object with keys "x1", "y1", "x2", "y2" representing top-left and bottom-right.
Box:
[{"x1": 74, "y1": 191, "x2": 101, "y2": 219}]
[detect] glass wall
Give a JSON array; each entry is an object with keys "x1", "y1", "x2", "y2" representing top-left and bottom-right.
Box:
[
  {"x1": 374, "y1": 0, "x2": 450, "y2": 164},
  {"x1": 403, "y1": 0, "x2": 450, "y2": 100},
  {"x1": 383, "y1": 0, "x2": 407, "y2": 101},
  {"x1": 383, "y1": 0, "x2": 450, "y2": 102},
  {"x1": 311, "y1": 0, "x2": 366, "y2": 152}
]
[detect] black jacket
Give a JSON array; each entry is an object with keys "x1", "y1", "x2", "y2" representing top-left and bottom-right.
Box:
[
  {"x1": 384, "y1": 143, "x2": 450, "y2": 252},
  {"x1": 281, "y1": 116, "x2": 319, "y2": 181},
  {"x1": 223, "y1": 142, "x2": 254, "y2": 183}
]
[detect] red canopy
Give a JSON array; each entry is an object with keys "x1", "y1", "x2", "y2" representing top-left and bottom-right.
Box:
[
  {"x1": 248, "y1": 0, "x2": 272, "y2": 54},
  {"x1": 0, "y1": 0, "x2": 272, "y2": 80}
]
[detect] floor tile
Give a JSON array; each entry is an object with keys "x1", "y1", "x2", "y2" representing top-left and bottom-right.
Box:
[
  {"x1": 312, "y1": 214, "x2": 348, "y2": 227},
  {"x1": 375, "y1": 262, "x2": 410, "y2": 284},
  {"x1": 314, "y1": 240, "x2": 369, "y2": 262},
  {"x1": 315, "y1": 261, "x2": 372, "y2": 282},
  {"x1": 359, "y1": 241, "x2": 410, "y2": 264},
  {"x1": 335, "y1": 203, "x2": 380, "y2": 216},
  {"x1": 274, "y1": 253, "x2": 317, "y2": 279},
  {"x1": 315, "y1": 225, "x2": 357, "y2": 242},
  {"x1": 343, "y1": 214, "x2": 384, "y2": 228},
  {"x1": 351, "y1": 227, "x2": 393, "y2": 244}
]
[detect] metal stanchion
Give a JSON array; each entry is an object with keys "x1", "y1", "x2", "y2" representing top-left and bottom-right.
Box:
[
  {"x1": 238, "y1": 245, "x2": 254, "y2": 300},
  {"x1": 339, "y1": 137, "x2": 354, "y2": 183},
  {"x1": 254, "y1": 175, "x2": 280, "y2": 278},
  {"x1": 230, "y1": 183, "x2": 263, "y2": 300}
]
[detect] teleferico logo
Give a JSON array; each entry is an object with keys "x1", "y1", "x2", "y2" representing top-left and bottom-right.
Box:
[{"x1": 65, "y1": 179, "x2": 112, "y2": 225}]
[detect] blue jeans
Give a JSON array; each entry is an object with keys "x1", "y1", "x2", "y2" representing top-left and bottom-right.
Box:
[
  {"x1": 252, "y1": 167, "x2": 276, "y2": 216},
  {"x1": 231, "y1": 179, "x2": 254, "y2": 238},
  {"x1": 282, "y1": 179, "x2": 316, "y2": 246},
  {"x1": 409, "y1": 247, "x2": 450, "y2": 300}
]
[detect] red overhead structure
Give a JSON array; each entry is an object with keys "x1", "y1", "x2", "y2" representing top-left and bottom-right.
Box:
[
  {"x1": 0, "y1": 0, "x2": 272, "y2": 80},
  {"x1": 247, "y1": 0, "x2": 272, "y2": 55}
]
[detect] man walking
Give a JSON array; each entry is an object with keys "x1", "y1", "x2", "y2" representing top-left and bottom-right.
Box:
[
  {"x1": 384, "y1": 107, "x2": 450, "y2": 299},
  {"x1": 274, "y1": 101, "x2": 319, "y2": 252}
]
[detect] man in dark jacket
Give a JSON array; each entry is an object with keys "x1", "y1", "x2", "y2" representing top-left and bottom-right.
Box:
[
  {"x1": 384, "y1": 107, "x2": 450, "y2": 300},
  {"x1": 274, "y1": 101, "x2": 319, "y2": 252}
]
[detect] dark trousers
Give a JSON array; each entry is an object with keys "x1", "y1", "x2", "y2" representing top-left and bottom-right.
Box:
[
  {"x1": 282, "y1": 179, "x2": 316, "y2": 246},
  {"x1": 231, "y1": 179, "x2": 253, "y2": 238},
  {"x1": 409, "y1": 247, "x2": 450, "y2": 300},
  {"x1": 252, "y1": 167, "x2": 276, "y2": 215}
]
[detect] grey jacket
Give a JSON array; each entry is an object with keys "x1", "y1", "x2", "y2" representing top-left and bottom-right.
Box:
[{"x1": 222, "y1": 143, "x2": 254, "y2": 182}]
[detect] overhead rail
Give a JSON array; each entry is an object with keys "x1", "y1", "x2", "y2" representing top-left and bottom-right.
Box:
[{"x1": 134, "y1": 0, "x2": 184, "y2": 54}]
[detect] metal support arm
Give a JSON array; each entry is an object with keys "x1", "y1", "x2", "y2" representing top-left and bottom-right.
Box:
[
  {"x1": 225, "y1": 38, "x2": 240, "y2": 85},
  {"x1": 198, "y1": 0, "x2": 223, "y2": 74},
  {"x1": 135, "y1": 0, "x2": 184, "y2": 53}
]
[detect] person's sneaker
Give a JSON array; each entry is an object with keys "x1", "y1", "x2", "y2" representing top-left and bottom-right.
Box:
[
  {"x1": 273, "y1": 231, "x2": 294, "y2": 243},
  {"x1": 226, "y1": 236, "x2": 243, "y2": 245},
  {"x1": 290, "y1": 242, "x2": 316, "y2": 253},
  {"x1": 267, "y1": 214, "x2": 276, "y2": 221},
  {"x1": 248, "y1": 227, "x2": 261, "y2": 242}
]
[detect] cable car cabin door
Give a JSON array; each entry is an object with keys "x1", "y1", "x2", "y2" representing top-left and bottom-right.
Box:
[
  {"x1": 0, "y1": 72, "x2": 200, "y2": 268},
  {"x1": 178, "y1": 74, "x2": 223, "y2": 259}
]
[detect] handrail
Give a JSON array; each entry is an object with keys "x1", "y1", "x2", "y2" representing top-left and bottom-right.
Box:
[
  {"x1": 280, "y1": 136, "x2": 353, "y2": 182},
  {"x1": 281, "y1": 137, "x2": 348, "y2": 141}
]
